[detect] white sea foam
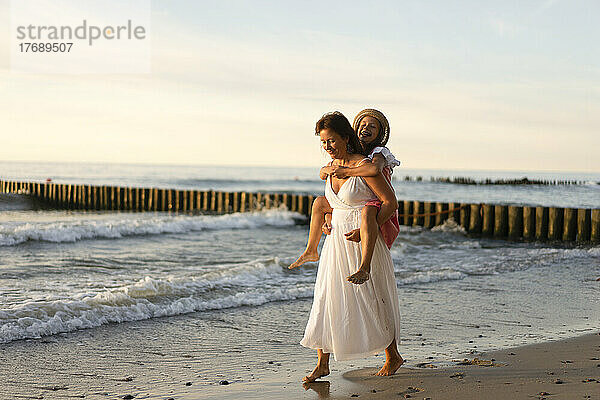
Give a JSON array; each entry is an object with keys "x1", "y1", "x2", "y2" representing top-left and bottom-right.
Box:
[
  {"x1": 437, "y1": 241, "x2": 481, "y2": 249},
  {"x1": 588, "y1": 247, "x2": 600, "y2": 257},
  {"x1": 431, "y1": 219, "x2": 467, "y2": 234},
  {"x1": 0, "y1": 210, "x2": 303, "y2": 246},
  {"x1": 397, "y1": 269, "x2": 467, "y2": 285},
  {"x1": 527, "y1": 246, "x2": 600, "y2": 259},
  {"x1": 0, "y1": 258, "x2": 314, "y2": 344},
  {"x1": 398, "y1": 225, "x2": 423, "y2": 233},
  {"x1": 0, "y1": 255, "x2": 473, "y2": 344}
]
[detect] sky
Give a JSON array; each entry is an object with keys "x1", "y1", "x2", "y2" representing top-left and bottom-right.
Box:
[{"x1": 0, "y1": 0, "x2": 598, "y2": 172}]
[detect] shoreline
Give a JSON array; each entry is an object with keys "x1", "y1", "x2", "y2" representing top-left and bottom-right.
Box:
[{"x1": 0, "y1": 295, "x2": 597, "y2": 399}]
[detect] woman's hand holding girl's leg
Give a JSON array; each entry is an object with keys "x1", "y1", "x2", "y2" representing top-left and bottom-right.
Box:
[{"x1": 322, "y1": 213, "x2": 332, "y2": 235}]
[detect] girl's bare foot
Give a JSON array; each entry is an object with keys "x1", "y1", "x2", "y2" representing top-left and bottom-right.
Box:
[
  {"x1": 347, "y1": 267, "x2": 370, "y2": 284},
  {"x1": 289, "y1": 250, "x2": 319, "y2": 269},
  {"x1": 302, "y1": 364, "x2": 330, "y2": 382},
  {"x1": 376, "y1": 355, "x2": 404, "y2": 376}
]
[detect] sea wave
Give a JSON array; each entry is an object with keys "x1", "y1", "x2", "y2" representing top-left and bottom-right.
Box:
[
  {"x1": 2, "y1": 238, "x2": 597, "y2": 344},
  {"x1": 0, "y1": 210, "x2": 304, "y2": 246},
  {"x1": 0, "y1": 256, "x2": 480, "y2": 344},
  {"x1": 397, "y1": 269, "x2": 467, "y2": 285},
  {"x1": 0, "y1": 258, "x2": 314, "y2": 344},
  {"x1": 431, "y1": 219, "x2": 467, "y2": 234}
]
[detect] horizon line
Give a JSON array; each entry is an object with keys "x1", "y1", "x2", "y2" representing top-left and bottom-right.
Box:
[{"x1": 0, "y1": 159, "x2": 598, "y2": 175}]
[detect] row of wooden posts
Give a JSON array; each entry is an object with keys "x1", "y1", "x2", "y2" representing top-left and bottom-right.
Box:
[
  {"x1": 0, "y1": 180, "x2": 313, "y2": 216},
  {"x1": 399, "y1": 202, "x2": 599, "y2": 243},
  {"x1": 428, "y1": 176, "x2": 590, "y2": 186},
  {"x1": 1, "y1": 180, "x2": 599, "y2": 243}
]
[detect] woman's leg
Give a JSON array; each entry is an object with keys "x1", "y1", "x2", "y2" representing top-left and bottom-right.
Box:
[
  {"x1": 347, "y1": 205, "x2": 378, "y2": 284},
  {"x1": 303, "y1": 349, "x2": 330, "y2": 382},
  {"x1": 376, "y1": 339, "x2": 404, "y2": 376},
  {"x1": 290, "y1": 196, "x2": 332, "y2": 269}
]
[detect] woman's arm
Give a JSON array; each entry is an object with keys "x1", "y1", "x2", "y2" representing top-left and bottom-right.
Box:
[
  {"x1": 332, "y1": 154, "x2": 386, "y2": 178},
  {"x1": 362, "y1": 172, "x2": 398, "y2": 226}
]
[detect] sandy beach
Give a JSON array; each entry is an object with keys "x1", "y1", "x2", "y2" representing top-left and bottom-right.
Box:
[
  {"x1": 338, "y1": 331, "x2": 600, "y2": 400},
  {"x1": 0, "y1": 294, "x2": 597, "y2": 400}
]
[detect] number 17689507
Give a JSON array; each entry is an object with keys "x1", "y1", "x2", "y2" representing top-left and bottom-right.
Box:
[{"x1": 19, "y1": 42, "x2": 73, "y2": 52}]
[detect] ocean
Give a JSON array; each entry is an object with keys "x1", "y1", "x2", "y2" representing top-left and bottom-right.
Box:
[{"x1": 1, "y1": 161, "x2": 599, "y2": 370}]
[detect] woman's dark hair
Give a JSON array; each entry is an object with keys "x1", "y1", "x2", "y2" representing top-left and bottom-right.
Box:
[{"x1": 315, "y1": 111, "x2": 364, "y2": 155}]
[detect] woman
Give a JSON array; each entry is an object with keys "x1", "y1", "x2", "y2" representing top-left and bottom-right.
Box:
[{"x1": 291, "y1": 112, "x2": 404, "y2": 382}]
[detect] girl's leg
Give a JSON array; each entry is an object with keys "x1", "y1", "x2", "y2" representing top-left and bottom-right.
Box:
[
  {"x1": 376, "y1": 339, "x2": 404, "y2": 376},
  {"x1": 303, "y1": 349, "x2": 330, "y2": 382},
  {"x1": 290, "y1": 196, "x2": 332, "y2": 269},
  {"x1": 347, "y1": 205, "x2": 378, "y2": 284}
]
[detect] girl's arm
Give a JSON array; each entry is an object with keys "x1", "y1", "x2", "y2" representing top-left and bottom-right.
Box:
[
  {"x1": 320, "y1": 166, "x2": 335, "y2": 180},
  {"x1": 332, "y1": 154, "x2": 386, "y2": 178},
  {"x1": 362, "y1": 172, "x2": 398, "y2": 226},
  {"x1": 319, "y1": 162, "x2": 335, "y2": 180}
]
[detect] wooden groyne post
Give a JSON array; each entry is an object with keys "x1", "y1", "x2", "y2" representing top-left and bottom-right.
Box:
[
  {"x1": 0, "y1": 180, "x2": 317, "y2": 220},
  {"x1": 1, "y1": 179, "x2": 599, "y2": 244}
]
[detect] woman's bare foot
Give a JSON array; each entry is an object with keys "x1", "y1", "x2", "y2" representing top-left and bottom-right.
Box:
[
  {"x1": 289, "y1": 250, "x2": 319, "y2": 269},
  {"x1": 347, "y1": 267, "x2": 370, "y2": 284},
  {"x1": 302, "y1": 364, "x2": 330, "y2": 382},
  {"x1": 376, "y1": 355, "x2": 404, "y2": 376}
]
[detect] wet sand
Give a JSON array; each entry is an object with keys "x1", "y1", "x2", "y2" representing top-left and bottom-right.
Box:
[
  {"x1": 0, "y1": 300, "x2": 318, "y2": 400},
  {"x1": 0, "y1": 292, "x2": 597, "y2": 400}
]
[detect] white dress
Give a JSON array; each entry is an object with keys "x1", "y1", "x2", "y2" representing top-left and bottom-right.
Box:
[{"x1": 300, "y1": 173, "x2": 401, "y2": 361}]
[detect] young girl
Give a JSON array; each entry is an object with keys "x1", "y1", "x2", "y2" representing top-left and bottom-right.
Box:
[{"x1": 290, "y1": 109, "x2": 401, "y2": 285}]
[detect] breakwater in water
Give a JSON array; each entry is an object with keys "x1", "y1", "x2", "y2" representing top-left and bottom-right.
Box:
[
  {"x1": 426, "y1": 176, "x2": 594, "y2": 185},
  {"x1": 2, "y1": 179, "x2": 599, "y2": 243}
]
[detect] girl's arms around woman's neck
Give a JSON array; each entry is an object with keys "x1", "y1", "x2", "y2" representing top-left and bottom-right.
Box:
[{"x1": 323, "y1": 153, "x2": 385, "y2": 180}]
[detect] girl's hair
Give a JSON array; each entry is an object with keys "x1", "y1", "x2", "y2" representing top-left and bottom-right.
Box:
[{"x1": 315, "y1": 111, "x2": 364, "y2": 155}]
